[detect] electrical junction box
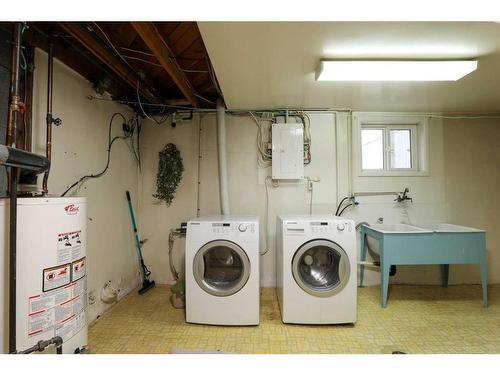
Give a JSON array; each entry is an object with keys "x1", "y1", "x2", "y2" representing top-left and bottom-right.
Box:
[{"x1": 272, "y1": 123, "x2": 304, "y2": 179}]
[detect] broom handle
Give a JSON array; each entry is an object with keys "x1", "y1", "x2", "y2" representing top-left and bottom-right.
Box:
[{"x1": 126, "y1": 191, "x2": 149, "y2": 277}]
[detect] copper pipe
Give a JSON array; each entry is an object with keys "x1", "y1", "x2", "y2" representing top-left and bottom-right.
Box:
[
  {"x1": 7, "y1": 22, "x2": 24, "y2": 354},
  {"x1": 23, "y1": 46, "x2": 34, "y2": 152},
  {"x1": 42, "y1": 42, "x2": 53, "y2": 194}
]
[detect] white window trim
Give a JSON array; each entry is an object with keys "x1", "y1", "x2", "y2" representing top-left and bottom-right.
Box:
[{"x1": 352, "y1": 113, "x2": 430, "y2": 177}]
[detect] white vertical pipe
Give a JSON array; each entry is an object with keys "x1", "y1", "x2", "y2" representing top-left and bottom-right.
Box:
[{"x1": 216, "y1": 97, "x2": 230, "y2": 215}]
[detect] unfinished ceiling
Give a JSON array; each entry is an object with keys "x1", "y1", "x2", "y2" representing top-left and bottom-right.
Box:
[
  {"x1": 199, "y1": 22, "x2": 500, "y2": 112},
  {"x1": 22, "y1": 22, "x2": 221, "y2": 112}
]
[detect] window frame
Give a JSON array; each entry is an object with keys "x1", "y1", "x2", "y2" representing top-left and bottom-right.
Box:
[{"x1": 353, "y1": 113, "x2": 429, "y2": 177}]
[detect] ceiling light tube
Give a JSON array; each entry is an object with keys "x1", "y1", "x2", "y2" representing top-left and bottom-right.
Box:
[{"x1": 316, "y1": 60, "x2": 478, "y2": 81}]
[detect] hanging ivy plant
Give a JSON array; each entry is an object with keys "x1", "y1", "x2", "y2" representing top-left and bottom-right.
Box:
[{"x1": 153, "y1": 143, "x2": 184, "y2": 205}]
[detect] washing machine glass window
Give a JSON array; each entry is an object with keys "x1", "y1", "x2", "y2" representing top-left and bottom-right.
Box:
[
  {"x1": 292, "y1": 239, "x2": 351, "y2": 297},
  {"x1": 193, "y1": 240, "x2": 251, "y2": 297}
]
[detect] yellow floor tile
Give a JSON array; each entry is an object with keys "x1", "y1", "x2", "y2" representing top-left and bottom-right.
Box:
[{"x1": 89, "y1": 285, "x2": 500, "y2": 354}]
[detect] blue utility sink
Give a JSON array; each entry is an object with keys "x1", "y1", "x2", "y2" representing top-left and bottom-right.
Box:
[{"x1": 359, "y1": 223, "x2": 487, "y2": 307}]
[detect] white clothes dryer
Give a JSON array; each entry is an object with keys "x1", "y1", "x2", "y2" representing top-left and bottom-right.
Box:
[{"x1": 186, "y1": 216, "x2": 259, "y2": 325}]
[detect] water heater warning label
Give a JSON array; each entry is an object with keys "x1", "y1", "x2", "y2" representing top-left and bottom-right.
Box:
[
  {"x1": 28, "y1": 277, "x2": 87, "y2": 339},
  {"x1": 57, "y1": 230, "x2": 83, "y2": 264},
  {"x1": 71, "y1": 257, "x2": 86, "y2": 282},
  {"x1": 43, "y1": 264, "x2": 71, "y2": 292},
  {"x1": 55, "y1": 310, "x2": 86, "y2": 343}
]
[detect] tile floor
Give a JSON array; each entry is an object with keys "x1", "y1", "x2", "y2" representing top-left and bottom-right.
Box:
[{"x1": 89, "y1": 285, "x2": 500, "y2": 354}]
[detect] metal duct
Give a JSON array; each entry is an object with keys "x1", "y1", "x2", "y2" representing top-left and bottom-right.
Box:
[
  {"x1": 0, "y1": 145, "x2": 50, "y2": 173},
  {"x1": 216, "y1": 97, "x2": 230, "y2": 215}
]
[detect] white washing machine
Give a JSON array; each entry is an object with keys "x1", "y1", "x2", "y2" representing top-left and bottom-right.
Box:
[
  {"x1": 276, "y1": 215, "x2": 357, "y2": 324},
  {"x1": 185, "y1": 215, "x2": 259, "y2": 325}
]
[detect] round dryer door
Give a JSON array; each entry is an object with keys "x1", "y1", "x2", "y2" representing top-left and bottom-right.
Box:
[
  {"x1": 193, "y1": 240, "x2": 251, "y2": 297},
  {"x1": 292, "y1": 239, "x2": 350, "y2": 297}
]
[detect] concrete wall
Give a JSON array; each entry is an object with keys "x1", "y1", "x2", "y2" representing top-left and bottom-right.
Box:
[
  {"x1": 31, "y1": 49, "x2": 141, "y2": 322},
  {"x1": 139, "y1": 112, "x2": 500, "y2": 287}
]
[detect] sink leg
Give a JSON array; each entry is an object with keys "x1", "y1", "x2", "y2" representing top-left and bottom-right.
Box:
[
  {"x1": 441, "y1": 264, "x2": 449, "y2": 287},
  {"x1": 480, "y1": 251, "x2": 488, "y2": 307},
  {"x1": 381, "y1": 262, "x2": 390, "y2": 308},
  {"x1": 359, "y1": 233, "x2": 367, "y2": 287}
]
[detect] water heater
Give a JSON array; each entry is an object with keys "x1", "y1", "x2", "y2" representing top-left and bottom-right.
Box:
[{"x1": 1, "y1": 197, "x2": 88, "y2": 354}]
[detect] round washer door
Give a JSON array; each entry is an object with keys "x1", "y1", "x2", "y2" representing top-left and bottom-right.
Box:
[
  {"x1": 292, "y1": 239, "x2": 350, "y2": 297},
  {"x1": 193, "y1": 240, "x2": 251, "y2": 297}
]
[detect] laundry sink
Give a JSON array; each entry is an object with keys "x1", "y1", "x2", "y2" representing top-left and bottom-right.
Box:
[
  {"x1": 412, "y1": 223, "x2": 484, "y2": 233},
  {"x1": 364, "y1": 223, "x2": 433, "y2": 234},
  {"x1": 359, "y1": 222, "x2": 488, "y2": 307}
]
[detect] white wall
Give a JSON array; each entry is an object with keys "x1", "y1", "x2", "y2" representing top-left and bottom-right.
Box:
[
  {"x1": 442, "y1": 119, "x2": 500, "y2": 284},
  {"x1": 140, "y1": 111, "x2": 499, "y2": 288},
  {"x1": 137, "y1": 116, "x2": 200, "y2": 285},
  {"x1": 31, "y1": 49, "x2": 141, "y2": 322}
]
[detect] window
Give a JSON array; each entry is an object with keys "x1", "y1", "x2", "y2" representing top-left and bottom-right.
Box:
[
  {"x1": 361, "y1": 125, "x2": 416, "y2": 171},
  {"x1": 354, "y1": 114, "x2": 428, "y2": 177},
  {"x1": 361, "y1": 128, "x2": 384, "y2": 170}
]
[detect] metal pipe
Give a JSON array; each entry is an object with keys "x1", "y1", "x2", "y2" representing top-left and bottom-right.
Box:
[
  {"x1": 216, "y1": 97, "x2": 230, "y2": 215},
  {"x1": 196, "y1": 114, "x2": 202, "y2": 217},
  {"x1": 353, "y1": 191, "x2": 401, "y2": 197},
  {"x1": 7, "y1": 22, "x2": 24, "y2": 354},
  {"x1": 42, "y1": 42, "x2": 54, "y2": 194},
  {"x1": 17, "y1": 336, "x2": 63, "y2": 354},
  {"x1": 86, "y1": 95, "x2": 354, "y2": 113},
  {"x1": 358, "y1": 261, "x2": 380, "y2": 267}
]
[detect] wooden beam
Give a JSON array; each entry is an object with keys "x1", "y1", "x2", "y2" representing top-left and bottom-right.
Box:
[
  {"x1": 131, "y1": 22, "x2": 197, "y2": 107},
  {"x1": 58, "y1": 22, "x2": 159, "y2": 104}
]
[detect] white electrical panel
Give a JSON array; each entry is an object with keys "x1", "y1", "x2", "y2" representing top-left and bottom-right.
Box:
[{"x1": 272, "y1": 123, "x2": 304, "y2": 179}]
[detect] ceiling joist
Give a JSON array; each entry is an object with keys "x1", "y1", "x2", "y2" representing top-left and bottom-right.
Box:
[
  {"x1": 131, "y1": 22, "x2": 198, "y2": 107},
  {"x1": 58, "y1": 22, "x2": 159, "y2": 104}
]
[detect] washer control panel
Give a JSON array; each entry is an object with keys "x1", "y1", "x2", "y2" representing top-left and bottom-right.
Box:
[
  {"x1": 309, "y1": 220, "x2": 352, "y2": 234},
  {"x1": 211, "y1": 222, "x2": 255, "y2": 235},
  {"x1": 284, "y1": 220, "x2": 353, "y2": 236}
]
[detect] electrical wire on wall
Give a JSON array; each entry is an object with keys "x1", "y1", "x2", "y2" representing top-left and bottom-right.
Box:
[
  {"x1": 124, "y1": 113, "x2": 141, "y2": 168},
  {"x1": 248, "y1": 111, "x2": 273, "y2": 168},
  {"x1": 136, "y1": 80, "x2": 171, "y2": 126},
  {"x1": 297, "y1": 111, "x2": 312, "y2": 165},
  {"x1": 135, "y1": 114, "x2": 142, "y2": 172},
  {"x1": 245, "y1": 110, "x2": 313, "y2": 169},
  {"x1": 309, "y1": 181, "x2": 314, "y2": 215},
  {"x1": 60, "y1": 112, "x2": 139, "y2": 197},
  {"x1": 335, "y1": 195, "x2": 358, "y2": 217}
]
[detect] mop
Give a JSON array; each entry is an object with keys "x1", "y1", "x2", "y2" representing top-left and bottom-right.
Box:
[{"x1": 126, "y1": 190, "x2": 155, "y2": 294}]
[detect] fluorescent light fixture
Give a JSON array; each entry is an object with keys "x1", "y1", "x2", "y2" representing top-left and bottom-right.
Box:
[{"x1": 316, "y1": 60, "x2": 478, "y2": 81}]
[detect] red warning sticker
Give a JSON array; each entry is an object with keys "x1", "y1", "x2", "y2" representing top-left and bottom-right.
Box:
[
  {"x1": 28, "y1": 309, "x2": 54, "y2": 337},
  {"x1": 42, "y1": 264, "x2": 71, "y2": 292},
  {"x1": 71, "y1": 257, "x2": 86, "y2": 282}
]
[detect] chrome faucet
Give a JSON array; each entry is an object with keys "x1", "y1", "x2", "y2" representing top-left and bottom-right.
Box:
[{"x1": 395, "y1": 188, "x2": 412, "y2": 203}]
